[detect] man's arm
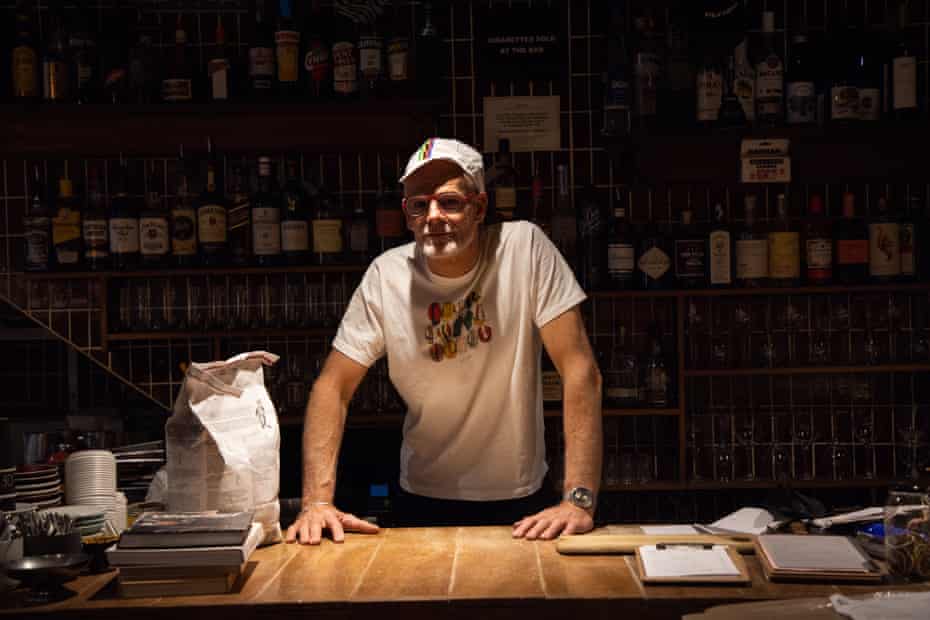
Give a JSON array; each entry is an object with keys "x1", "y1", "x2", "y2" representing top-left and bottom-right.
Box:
[
  {"x1": 285, "y1": 349, "x2": 380, "y2": 545},
  {"x1": 512, "y1": 305, "x2": 603, "y2": 540}
]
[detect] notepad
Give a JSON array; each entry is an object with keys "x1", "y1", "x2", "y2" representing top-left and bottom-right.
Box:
[
  {"x1": 639, "y1": 545, "x2": 740, "y2": 578},
  {"x1": 757, "y1": 535, "x2": 874, "y2": 573}
]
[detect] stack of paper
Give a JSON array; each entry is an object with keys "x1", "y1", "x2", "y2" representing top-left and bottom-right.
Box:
[{"x1": 756, "y1": 535, "x2": 882, "y2": 583}]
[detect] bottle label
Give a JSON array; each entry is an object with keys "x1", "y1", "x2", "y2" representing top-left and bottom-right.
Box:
[
  {"x1": 275, "y1": 30, "x2": 300, "y2": 83},
  {"x1": 837, "y1": 239, "x2": 868, "y2": 265},
  {"x1": 893, "y1": 56, "x2": 917, "y2": 109},
  {"x1": 42, "y1": 60, "x2": 69, "y2": 101},
  {"x1": 495, "y1": 186, "x2": 516, "y2": 220},
  {"x1": 709, "y1": 230, "x2": 732, "y2": 285},
  {"x1": 634, "y1": 52, "x2": 659, "y2": 116},
  {"x1": 83, "y1": 218, "x2": 109, "y2": 259},
  {"x1": 542, "y1": 370, "x2": 562, "y2": 402},
  {"x1": 786, "y1": 81, "x2": 815, "y2": 123},
  {"x1": 696, "y1": 68, "x2": 722, "y2": 121},
  {"x1": 768, "y1": 232, "x2": 800, "y2": 279},
  {"x1": 313, "y1": 219, "x2": 343, "y2": 253},
  {"x1": 350, "y1": 220, "x2": 369, "y2": 252},
  {"x1": 831, "y1": 86, "x2": 859, "y2": 120},
  {"x1": 755, "y1": 55, "x2": 783, "y2": 114},
  {"x1": 900, "y1": 222, "x2": 915, "y2": 275},
  {"x1": 198, "y1": 205, "x2": 227, "y2": 243},
  {"x1": 304, "y1": 41, "x2": 331, "y2": 84},
  {"x1": 359, "y1": 35, "x2": 383, "y2": 79},
  {"x1": 733, "y1": 41, "x2": 755, "y2": 120},
  {"x1": 161, "y1": 78, "x2": 192, "y2": 102},
  {"x1": 12, "y1": 46, "x2": 38, "y2": 97},
  {"x1": 387, "y1": 37, "x2": 409, "y2": 80},
  {"x1": 109, "y1": 217, "x2": 140, "y2": 254},
  {"x1": 607, "y1": 244, "x2": 634, "y2": 278},
  {"x1": 139, "y1": 217, "x2": 170, "y2": 256},
  {"x1": 858, "y1": 87, "x2": 880, "y2": 120},
  {"x1": 281, "y1": 220, "x2": 309, "y2": 252},
  {"x1": 869, "y1": 222, "x2": 900, "y2": 276},
  {"x1": 333, "y1": 41, "x2": 358, "y2": 94},
  {"x1": 171, "y1": 208, "x2": 197, "y2": 255},
  {"x1": 376, "y1": 208, "x2": 405, "y2": 237},
  {"x1": 208, "y1": 58, "x2": 229, "y2": 100},
  {"x1": 674, "y1": 239, "x2": 706, "y2": 280},
  {"x1": 806, "y1": 237, "x2": 832, "y2": 280},
  {"x1": 249, "y1": 47, "x2": 274, "y2": 87},
  {"x1": 252, "y1": 207, "x2": 281, "y2": 255},
  {"x1": 638, "y1": 246, "x2": 670, "y2": 280},
  {"x1": 736, "y1": 239, "x2": 768, "y2": 279},
  {"x1": 24, "y1": 219, "x2": 50, "y2": 268},
  {"x1": 52, "y1": 209, "x2": 81, "y2": 260}
]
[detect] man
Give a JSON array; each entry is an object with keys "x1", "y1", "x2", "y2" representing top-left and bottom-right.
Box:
[{"x1": 286, "y1": 138, "x2": 602, "y2": 544}]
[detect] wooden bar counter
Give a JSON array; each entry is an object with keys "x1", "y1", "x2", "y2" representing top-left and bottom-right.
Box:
[{"x1": 3, "y1": 526, "x2": 929, "y2": 620}]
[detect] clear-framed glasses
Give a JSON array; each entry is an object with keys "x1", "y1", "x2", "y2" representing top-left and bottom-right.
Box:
[{"x1": 402, "y1": 191, "x2": 476, "y2": 218}]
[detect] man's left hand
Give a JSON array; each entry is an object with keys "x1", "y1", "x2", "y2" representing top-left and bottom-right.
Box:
[{"x1": 512, "y1": 502, "x2": 594, "y2": 540}]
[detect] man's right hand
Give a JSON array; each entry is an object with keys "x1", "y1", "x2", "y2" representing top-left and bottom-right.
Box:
[{"x1": 285, "y1": 503, "x2": 380, "y2": 545}]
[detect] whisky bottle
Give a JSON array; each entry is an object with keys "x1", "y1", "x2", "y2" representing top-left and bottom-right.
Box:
[
  {"x1": 386, "y1": 0, "x2": 411, "y2": 97},
  {"x1": 375, "y1": 174, "x2": 405, "y2": 252},
  {"x1": 139, "y1": 161, "x2": 170, "y2": 268},
  {"x1": 275, "y1": 0, "x2": 300, "y2": 98},
  {"x1": 207, "y1": 14, "x2": 231, "y2": 101},
  {"x1": 834, "y1": 192, "x2": 869, "y2": 283},
  {"x1": 674, "y1": 209, "x2": 706, "y2": 288},
  {"x1": 768, "y1": 193, "x2": 799, "y2": 286},
  {"x1": 804, "y1": 194, "x2": 832, "y2": 284},
  {"x1": 42, "y1": 6, "x2": 71, "y2": 102},
  {"x1": 52, "y1": 176, "x2": 82, "y2": 269},
  {"x1": 109, "y1": 161, "x2": 140, "y2": 272},
  {"x1": 162, "y1": 11, "x2": 193, "y2": 102},
  {"x1": 643, "y1": 324, "x2": 669, "y2": 408},
  {"x1": 359, "y1": 17, "x2": 384, "y2": 99},
  {"x1": 577, "y1": 185, "x2": 606, "y2": 291},
  {"x1": 248, "y1": 0, "x2": 275, "y2": 98},
  {"x1": 755, "y1": 11, "x2": 783, "y2": 124},
  {"x1": 227, "y1": 162, "x2": 251, "y2": 266},
  {"x1": 347, "y1": 196, "x2": 373, "y2": 264},
  {"x1": 312, "y1": 185, "x2": 345, "y2": 265},
  {"x1": 605, "y1": 188, "x2": 634, "y2": 290},
  {"x1": 171, "y1": 146, "x2": 198, "y2": 268},
  {"x1": 708, "y1": 201, "x2": 732, "y2": 287},
  {"x1": 280, "y1": 158, "x2": 310, "y2": 265},
  {"x1": 197, "y1": 140, "x2": 228, "y2": 266},
  {"x1": 82, "y1": 162, "x2": 109, "y2": 270},
  {"x1": 252, "y1": 156, "x2": 282, "y2": 266},
  {"x1": 11, "y1": 0, "x2": 39, "y2": 100},
  {"x1": 736, "y1": 195, "x2": 768, "y2": 286},
  {"x1": 786, "y1": 32, "x2": 816, "y2": 124},
  {"x1": 23, "y1": 165, "x2": 51, "y2": 272}
]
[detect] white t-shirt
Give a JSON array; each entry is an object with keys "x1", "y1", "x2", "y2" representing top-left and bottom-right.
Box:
[{"x1": 332, "y1": 221, "x2": 586, "y2": 500}]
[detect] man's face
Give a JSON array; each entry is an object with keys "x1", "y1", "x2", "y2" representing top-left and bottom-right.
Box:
[{"x1": 403, "y1": 161, "x2": 487, "y2": 261}]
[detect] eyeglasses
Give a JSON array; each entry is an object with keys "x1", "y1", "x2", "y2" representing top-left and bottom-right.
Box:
[{"x1": 402, "y1": 192, "x2": 475, "y2": 218}]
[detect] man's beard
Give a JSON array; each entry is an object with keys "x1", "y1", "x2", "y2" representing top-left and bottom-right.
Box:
[{"x1": 419, "y1": 221, "x2": 477, "y2": 260}]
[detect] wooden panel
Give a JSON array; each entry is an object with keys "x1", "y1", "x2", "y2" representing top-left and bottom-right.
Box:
[
  {"x1": 537, "y1": 533, "x2": 641, "y2": 599},
  {"x1": 351, "y1": 527, "x2": 458, "y2": 601},
  {"x1": 450, "y1": 526, "x2": 544, "y2": 599}
]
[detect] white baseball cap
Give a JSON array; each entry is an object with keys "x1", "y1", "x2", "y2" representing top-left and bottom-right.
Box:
[{"x1": 399, "y1": 138, "x2": 486, "y2": 193}]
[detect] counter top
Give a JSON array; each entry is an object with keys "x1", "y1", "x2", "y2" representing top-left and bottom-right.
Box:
[{"x1": 3, "y1": 526, "x2": 928, "y2": 619}]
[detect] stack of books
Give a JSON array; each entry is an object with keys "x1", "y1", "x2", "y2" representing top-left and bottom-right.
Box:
[{"x1": 106, "y1": 511, "x2": 262, "y2": 597}]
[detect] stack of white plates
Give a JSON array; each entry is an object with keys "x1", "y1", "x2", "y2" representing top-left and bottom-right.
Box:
[
  {"x1": 14, "y1": 464, "x2": 62, "y2": 508},
  {"x1": 65, "y1": 450, "x2": 117, "y2": 530},
  {"x1": 41, "y1": 504, "x2": 107, "y2": 536}
]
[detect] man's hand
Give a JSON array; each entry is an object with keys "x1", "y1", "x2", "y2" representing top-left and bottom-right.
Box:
[
  {"x1": 512, "y1": 502, "x2": 594, "y2": 540},
  {"x1": 285, "y1": 504, "x2": 380, "y2": 545}
]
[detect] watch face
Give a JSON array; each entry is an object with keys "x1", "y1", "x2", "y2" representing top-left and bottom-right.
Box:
[{"x1": 570, "y1": 487, "x2": 594, "y2": 509}]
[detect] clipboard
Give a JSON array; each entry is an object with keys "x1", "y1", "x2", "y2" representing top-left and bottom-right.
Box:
[{"x1": 635, "y1": 544, "x2": 752, "y2": 585}]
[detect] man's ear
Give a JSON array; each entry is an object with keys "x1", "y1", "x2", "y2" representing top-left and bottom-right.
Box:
[{"x1": 475, "y1": 192, "x2": 488, "y2": 223}]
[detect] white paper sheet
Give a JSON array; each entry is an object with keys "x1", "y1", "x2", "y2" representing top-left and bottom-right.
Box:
[
  {"x1": 641, "y1": 525, "x2": 700, "y2": 535},
  {"x1": 708, "y1": 507, "x2": 775, "y2": 535},
  {"x1": 639, "y1": 545, "x2": 740, "y2": 578},
  {"x1": 832, "y1": 593, "x2": 930, "y2": 620}
]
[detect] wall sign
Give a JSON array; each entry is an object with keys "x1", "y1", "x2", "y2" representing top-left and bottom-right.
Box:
[
  {"x1": 476, "y1": 5, "x2": 565, "y2": 81},
  {"x1": 483, "y1": 96, "x2": 561, "y2": 152}
]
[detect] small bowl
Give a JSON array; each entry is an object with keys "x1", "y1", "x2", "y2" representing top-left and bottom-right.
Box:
[
  {"x1": 3, "y1": 552, "x2": 89, "y2": 587},
  {"x1": 23, "y1": 532, "x2": 82, "y2": 557}
]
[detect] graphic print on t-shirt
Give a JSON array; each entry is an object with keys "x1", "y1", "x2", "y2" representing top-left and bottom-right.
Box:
[{"x1": 425, "y1": 290, "x2": 492, "y2": 362}]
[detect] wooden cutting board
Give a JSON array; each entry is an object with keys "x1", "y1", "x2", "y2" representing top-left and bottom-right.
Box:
[{"x1": 556, "y1": 534, "x2": 757, "y2": 555}]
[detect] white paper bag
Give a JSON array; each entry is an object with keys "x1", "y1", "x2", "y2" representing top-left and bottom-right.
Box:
[{"x1": 165, "y1": 351, "x2": 282, "y2": 544}]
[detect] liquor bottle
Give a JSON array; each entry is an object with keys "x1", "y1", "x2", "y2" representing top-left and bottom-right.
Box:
[
  {"x1": 109, "y1": 161, "x2": 140, "y2": 271},
  {"x1": 642, "y1": 324, "x2": 669, "y2": 408},
  {"x1": 834, "y1": 192, "x2": 869, "y2": 283},
  {"x1": 674, "y1": 209, "x2": 706, "y2": 289},
  {"x1": 248, "y1": 0, "x2": 275, "y2": 98},
  {"x1": 605, "y1": 187, "x2": 634, "y2": 290},
  {"x1": 171, "y1": 146, "x2": 198, "y2": 267},
  {"x1": 577, "y1": 185, "x2": 606, "y2": 291},
  {"x1": 708, "y1": 201, "x2": 732, "y2": 287},
  {"x1": 252, "y1": 156, "x2": 282, "y2": 266},
  {"x1": 602, "y1": 5, "x2": 631, "y2": 139},
  {"x1": 197, "y1": 140, "x2": 228, "y2": 266},
  {"x1": 275, "y1": 0, "x2": 300, "y2": 97},
  {"x1": 347, "y1": 195, "x2": 373, "y2": 264},
  {"x1": 736, "y1": 195, "x2": 768, "y2": 287},
  {"x1": 227, "y1": 161, "x2": 251, "y2": 266},
  {"x1": 69, "y1": 8, "x2": 98, "y2": 104},
  {"x1": 637, "y1": 221, "x2": 672, "y2": 290},
  {"x1": 332, "y1": 8, "x2": 359, "y2": 99},
  {"x1": 42, "y1": 7, "x2": 71, "y2": 102},
  {"x1": 803, "y1": 193, "x2": 832, "y2": 284},
  {"x1": 162, "y1": 11, "x2": 194, "y2": 102},
  {"x1": 631, "y1": 12, "x2": 659, "y2": 127},
  {"x1": 754, "y1": 11, "x2": 783, "y2": 124},
  {"x1": 312, "y1": 185, "x2": 345, "y2": 265},
  {"x1": 139, "y1": 161, "x2": 170, "y2": 268},
  {"x1": 531, "y1": 163, "x2": 552, "y2": 238},
  {"x1": 128, "y1": 1, "x2": 159, "y2": 104},
  {"x1": 732, "y1": 36, "x2": 755, "y2": 123},
  {"x1": 386, "y1": 0, "x2": 410, "y2": 97},
  {"x1": 869, "y1": 196, "x2": 901, "y2": 280},
  {"x1": 717, "y1": 55, "x2": 748, "y2": 128},
  {"x1": 99, "y1": 3, "x2": 130, "y2": 104},
  {"x1": 768, "y1": 193, "x2": 799, "y2": 286},
  {"x1": 52, "y1": 175, "x2": 82, "y2": 269},
  {"x1": 541, "y1": 351, "x2": 562, "y2": 405},
  {"x1": 900, "y1": 194, "x2": 917, "y2": 279},
  {"x1": 302, "y1": 0, "x2": 332, "y2": 99},
  {"x1": 605, "y1": 325, "x2": 639, "y2": 407},
  {"x1": 891, "y1": 1, "x2": 918, "y2": 121},
  {"x1": 551, "y1": 165, "x2": 577, "y2": 271},
  {"x1": 695, "y1": 54, "x2": 722, "y2": 125},
  {"x1": 661, "y1": 11, "x2": 692, "y2": 127},
  {"x1": 857, "y1": 33, "x2": 882, "y2": 121},
  {"x1": 830, "y1": 24, "x2": 859, "y2": 123},
  {"x1": 23, "y1": 166, "x2": 51, "y2": 272},
  {"x1": 786, "y1": 32, "x2": 816, "y2": 124},
  {"x1": 490, "y1": 139, "x2": 517, "y2": 222},
  {"x1": 359, "y1": 17, "x2": 384, "y2": 99},
  {"x1": 208, "y1": 14, "x2": 231, "y2": 101},
  {"x1": 280, "y1": 158, "x2": 310, "y2": 265},
  {"x1": 375, "y1": 174, "x2": 405, "y2": 252},
  {"x1": 83, "y1": 162, "x2": 109, "y2": 270},
  {"x1": 414, "y1": 1, "x2": 443, "y2": 97},
  {"x1": 11, "y1": 0, "x2": 39, "y2": 100}
]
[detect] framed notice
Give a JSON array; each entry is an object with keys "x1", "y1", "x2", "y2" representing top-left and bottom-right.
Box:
[
  {"x1": 475, "y1": 5, "x2": 565, "y2": 80},
  {"x1": 483, "y1": 96, "x2": 561, "y2": 153}
]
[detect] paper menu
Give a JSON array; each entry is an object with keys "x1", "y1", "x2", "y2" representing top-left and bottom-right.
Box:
[{"x1": 638, "y1": 545, "x2": 740, "y2": 578}]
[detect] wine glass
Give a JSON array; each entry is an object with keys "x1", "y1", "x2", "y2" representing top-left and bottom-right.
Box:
[
  {"x1": 854, "y1": 412, "x2": 875, "y2": 480},
  {"x1": 734, "y1": 416, "x2": 755, "y2": 480},
  {"x1": 792, "y1": 414, "x2": 816, "y2": 480}
]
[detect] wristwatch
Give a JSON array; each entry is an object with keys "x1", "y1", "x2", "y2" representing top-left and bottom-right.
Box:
[{"x1": 564, "y1": 486, "x2": 595, "y2": 510}]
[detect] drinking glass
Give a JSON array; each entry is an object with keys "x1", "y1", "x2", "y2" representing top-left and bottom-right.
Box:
[
  {"x1": 230, "y1": 277, "x2": 250, "y2": 329},
  {"x1": 715, "y1": 446, "x2": 732, "y2": 482},
  {"x1": 187, "y1": 277, "x2": 207, "y2": 330},
  {"x1": 620, "y1": 451, "x2": 635, "y2": 486},
  {"x1": 635, "y1": 452, "x2": 653, "y2": 484},
  {"x1": 132, "y1": 280, "x2": 152, "y2": 330},
  {"x1": 284, "y1": 276, "x2": 307, "y2": 328},
  {"x1": 208, "y1": 278, "x2": 228, "y2": 329},
  {"x1": 792, "y1": 415, "x2": 816, "y2": 480},
  {"x1": 854, "y1": 412, "x2": 875, "y2": 480},
  {"x1": 734, "y1": 416, "x2": 755, "y2": 480}
]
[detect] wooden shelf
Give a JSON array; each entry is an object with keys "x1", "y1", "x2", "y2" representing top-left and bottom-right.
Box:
[
  {"x1": 601, "y1": 478, "x2": 898, "y2": 492},
  {"x1": 684, "y1": 363, "x2": 930, "y2": 377},
  {"x1": 590, "y1": 282, "x2": 930, "y2": 300},
  {"x1": 107, "y1": 328, "x2": 338, "y2": 341},
  {"x1": 21, "y1": 264, "x2": 367, "y2": 280},
  {"x1": 0, "y1": 100, "x2": 439, "y2": 156}
]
